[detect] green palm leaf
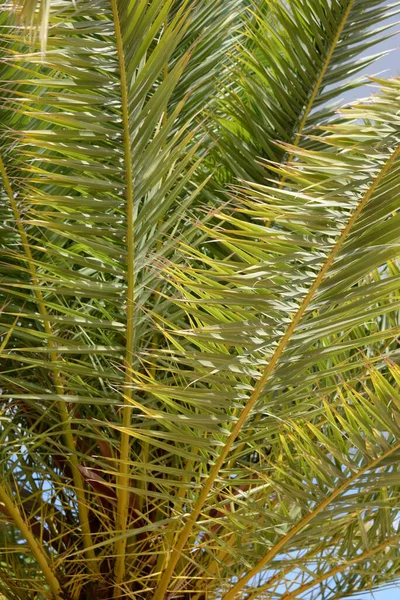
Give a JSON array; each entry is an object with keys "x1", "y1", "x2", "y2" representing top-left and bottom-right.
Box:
[
  {"x1": 1, "y1": 2, "x2": 400, "y2": 600},
  {"x1": 216, "y1": 0, "x2": 399, "y2": 183}
]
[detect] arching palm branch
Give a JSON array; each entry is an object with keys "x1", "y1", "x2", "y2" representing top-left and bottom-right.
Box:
[{"x1": 0, "y1": 1, "x2": 400, "y2": 599}]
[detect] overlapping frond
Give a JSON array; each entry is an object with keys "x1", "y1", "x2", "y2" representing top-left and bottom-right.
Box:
[
  {"x1": 0, "y1": 1, "x2": 399, "y2": 600},
  {"x1": 152, "y1": 78, "x2": 400, "y2": 599},
  {"x1": 216, "y1": 0, "x2": 400, "y2": 183},
  {"x1": 1, "y1": 0, "x2": 212, "y2": 596}
]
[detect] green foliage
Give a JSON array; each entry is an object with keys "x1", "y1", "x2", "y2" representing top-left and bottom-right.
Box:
[{"x1": 0, "y1": 1, "x2": 400, "y2": 599}]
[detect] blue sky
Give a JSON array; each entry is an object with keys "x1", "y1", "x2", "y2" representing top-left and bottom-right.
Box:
[{"x1": 339, "y1": 4, "x2": 399, "y2": 105}]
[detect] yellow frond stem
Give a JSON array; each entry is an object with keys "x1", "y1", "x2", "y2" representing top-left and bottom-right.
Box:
[
  {"x1": 0, "y1": 483, "x2": 62, "y2": 600},
  {"x1": 110, "y1": 0, "x2": 135, "y2": 592}
]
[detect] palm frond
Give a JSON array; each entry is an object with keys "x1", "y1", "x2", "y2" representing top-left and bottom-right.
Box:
[
  {"x1": 1, "y1": 2, "x2": 400, "y2": 600},
  {"x1": 216, "y1": 0, "x2": 399, "y2": 183},
  {"x1": 154, "y1": 77, "x2": 400, "y2": 599}
]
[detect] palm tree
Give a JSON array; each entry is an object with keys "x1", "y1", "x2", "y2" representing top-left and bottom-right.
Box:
[{"x1": 0, "y1": 0, "x2": 400, "y2": 599}]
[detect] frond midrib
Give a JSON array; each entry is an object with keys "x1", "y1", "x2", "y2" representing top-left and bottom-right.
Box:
[{"x1": 110, "y1": 0, "x2": 136, "y2": 591}]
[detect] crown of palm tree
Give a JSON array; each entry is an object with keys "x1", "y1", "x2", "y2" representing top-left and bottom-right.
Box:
[{"x1": 1, "y1": 1, "x2": 400, "y2": 599}]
